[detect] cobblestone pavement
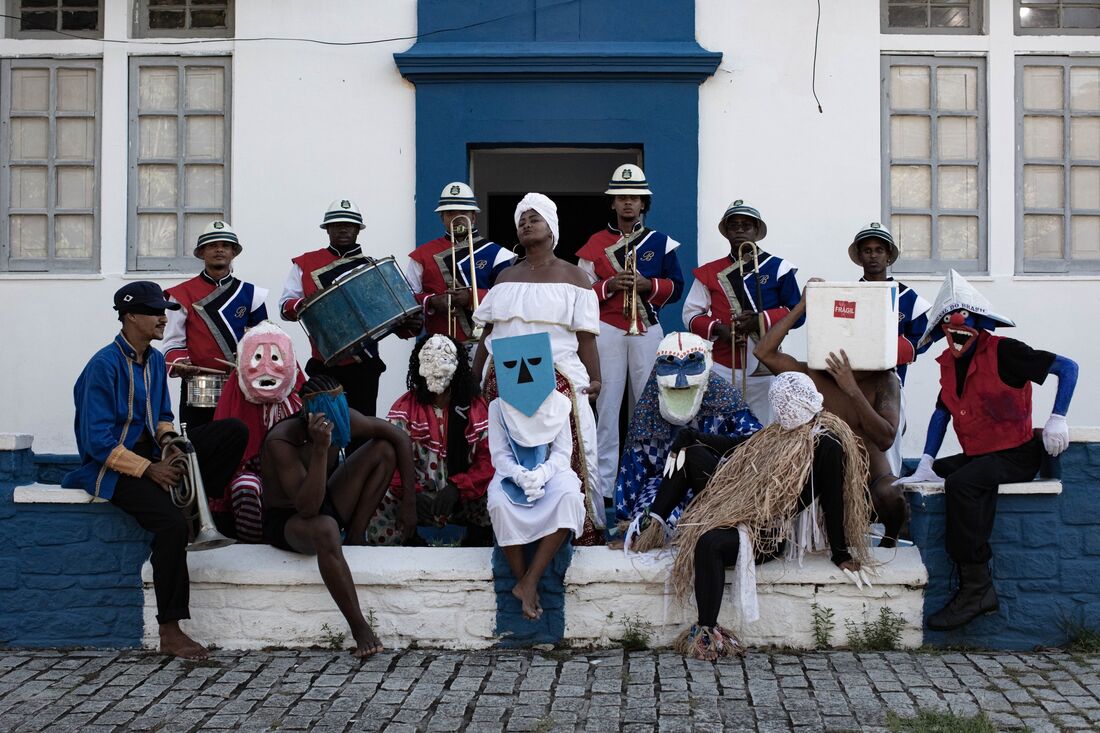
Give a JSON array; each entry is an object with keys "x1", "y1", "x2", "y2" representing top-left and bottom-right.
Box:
[{"x1": 2, "y1": 648, "x2": 1099, "y2": 732}]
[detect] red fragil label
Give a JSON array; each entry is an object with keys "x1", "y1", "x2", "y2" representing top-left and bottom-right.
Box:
[{"x1": 834, "y1": 300, "x2": 856, "y2": 319}]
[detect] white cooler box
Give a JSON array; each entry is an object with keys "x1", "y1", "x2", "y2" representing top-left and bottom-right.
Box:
[{"x1": 806, "y1": 281, "x2": 898, "y2": 371}]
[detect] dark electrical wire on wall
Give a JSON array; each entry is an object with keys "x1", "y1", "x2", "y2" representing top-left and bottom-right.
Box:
[{"x1": 812, "y1": 0, "x2": 825, "y2": 113}]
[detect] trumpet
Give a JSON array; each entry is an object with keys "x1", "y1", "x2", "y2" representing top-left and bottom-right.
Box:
[
  {"x1": 447, "y1": 214, "x2": 482, "y2": 341},
  {"x1": 165, "y1": 423, "x2": 235, "y2": 552},
  {"x1": 730, "y1": 241, "x2": 771, "y2": 399},
  {"x1": 620, "y1": 230, "x2": 646, "y2": 337}
]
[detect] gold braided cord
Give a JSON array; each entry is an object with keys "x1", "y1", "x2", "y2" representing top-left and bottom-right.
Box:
[{"x1": 669, "y1": 411, "x2": 872, "y2": 600}]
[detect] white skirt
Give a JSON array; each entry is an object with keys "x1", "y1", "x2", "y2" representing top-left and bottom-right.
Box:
[{"x1": 487, "y1": 472, "x2": 586, "y2": 546}]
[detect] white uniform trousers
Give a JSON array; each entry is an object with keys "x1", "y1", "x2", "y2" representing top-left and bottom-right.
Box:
[
  {"x1": 594, "y1": 322, "x2": 665, "y2": 499},
  {"x1": 886, "y1": 373, "x2": 906, "y2": 477}
]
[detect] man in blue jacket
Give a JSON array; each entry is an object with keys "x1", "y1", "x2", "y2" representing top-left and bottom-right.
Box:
[{"x1": 64, "y1": 282, "x2": 246, "y2": 658}]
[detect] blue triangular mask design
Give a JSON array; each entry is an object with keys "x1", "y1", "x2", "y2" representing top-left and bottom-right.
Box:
[{"x1": 493, "y1": 332, "x2": 555, "y2": 417}]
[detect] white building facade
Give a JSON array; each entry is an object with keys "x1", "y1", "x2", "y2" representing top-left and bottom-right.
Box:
[{"x1": 1, "y1": 0, "x2": 1097, "y2": 459}]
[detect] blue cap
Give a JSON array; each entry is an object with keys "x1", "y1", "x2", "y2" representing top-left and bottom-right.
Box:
[{"x1": 113, "y1": 281, "x2": 180, "y2": 314}]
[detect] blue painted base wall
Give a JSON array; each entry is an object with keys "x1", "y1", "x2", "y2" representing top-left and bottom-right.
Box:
[
  {"x1": 909, "y1": 442, "x2": 1100, "y2": 650},
  {"x1": 493, "y1": 541, "x2": 572, "y2": 647},
  {"x1": 0, "y1": 449, "x2": 147, "y2": 648}
]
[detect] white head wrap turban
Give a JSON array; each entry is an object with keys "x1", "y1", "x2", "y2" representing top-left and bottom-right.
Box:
[
  {"x1": 514, "y1": 192, "x2": 559, "y2": 248},
  {"x1": 769, "y1": 372, "x2": 824, "y2": 430},
  {"x1": 417, "y1": 334, "x2": 459, "y2": 395}
]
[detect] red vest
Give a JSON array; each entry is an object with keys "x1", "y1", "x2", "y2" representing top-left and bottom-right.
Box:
[
  {"x1": 688, "y1": 257, "x2": 746, "y2": 369},
  {"x1": 937, "y1": 331, "x2": 1034, "y2": 456},
  {"x1": 409, "y1": 236, "x2": 486, "y2": 343},
  {"x1": 291, "y1": 247, "x2": 368, "y2": 363}
]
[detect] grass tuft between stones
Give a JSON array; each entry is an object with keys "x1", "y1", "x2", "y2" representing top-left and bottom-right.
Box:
[{"x1": 886, "y1": 709, "x2": 997, "y2": 733}]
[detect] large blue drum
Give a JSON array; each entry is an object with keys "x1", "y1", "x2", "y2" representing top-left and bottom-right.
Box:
[{"x1": 298, "y1": 256, "x2": 419, "y2": 365}]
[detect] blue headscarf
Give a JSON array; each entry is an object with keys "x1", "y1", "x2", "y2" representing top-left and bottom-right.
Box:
[{"x1": 304, "y1": 390, "x2": 351, "y2": 450}]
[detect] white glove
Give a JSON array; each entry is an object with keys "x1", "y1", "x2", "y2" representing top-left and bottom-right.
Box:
[
  {"x1": 842, "y1": 566, "x2": 873, "y2": 590},
  {"x1": 893, "y1": 453, "x2": 942, "y2": 486},
  {"x1": 515, "y1": 464, "x2": 552, "y2": 493},
  {"x1": 1043, "y1": 414, "x2": 1069, "y2": 457},
  {"x1": 523, "y1": 486, "x2": 546, "y2": 501}
]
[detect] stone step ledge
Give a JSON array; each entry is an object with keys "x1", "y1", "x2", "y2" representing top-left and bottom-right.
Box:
[
  {"x1": 13, "y1": 483, "x2": 106, "y2": 503},
  {"x1": 903, "y1": 479, "x2": 1062, "y2": 496},
  {"x1": 143, "y1": 545, "x2": 926, "y2": 652}
]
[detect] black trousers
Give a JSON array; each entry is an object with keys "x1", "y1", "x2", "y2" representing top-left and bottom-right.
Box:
[
  {"x1": 649, "y1": 434, "x2": 745, "y2": 521},
  {"x1": 305, "y1": 357, "x2": 385, "y2": 418},
  {"x1": 110, "y1": 419, "x2": 247, "y2": 624},
  {"x1": 177, "y1": 380, "x2": 216, "y2": 431},
  {"x1": 692, "y1": 433, "x2": 849, "y2": 628},
  {"x1": 934, "y1": 435, "x2": 1042, "y2": 565}
]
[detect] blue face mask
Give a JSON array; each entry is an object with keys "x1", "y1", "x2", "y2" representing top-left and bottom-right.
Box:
[
  {"x1": 305, "y1": 391, "x2": 351, "y2": 449},
  {"x1": 493, "y1": 332, "x2": 555, "y2": 417},
  {"x1": 655, "y1": 351, "x2": 708, "y2": 388}
]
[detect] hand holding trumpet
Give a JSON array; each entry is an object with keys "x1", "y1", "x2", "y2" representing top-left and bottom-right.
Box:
[{"x1": 607, "y1": 270, "x2": 652, "y2": 295}]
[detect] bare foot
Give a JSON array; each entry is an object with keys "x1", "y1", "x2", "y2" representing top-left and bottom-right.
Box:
[
  {"x1": 607, "y1": 539, "x2": 625, "y2": 550},
  {"x1": 351, "y1": 624, "x2": 384, "y2": 658},
  {"x1": 159, "y1": 622, "x2": 209, "y2": 659},
  {"x1": 511, "y1": 580, "x2": 541, "y2": 620}
]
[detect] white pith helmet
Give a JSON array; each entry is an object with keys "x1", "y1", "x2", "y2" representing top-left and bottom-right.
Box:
[
  {"x1": 319, "y1": 199, "x2": 365, "y2": 230},
  {"x1": 194, "y1": 220, "x2": 241, "y2": 257},
  {"x1": 435, "y1": 182, "x2": 481, "y2": 212},
  {"x1": 605, "y1": 164, "x2": 653, "y2": 196}
]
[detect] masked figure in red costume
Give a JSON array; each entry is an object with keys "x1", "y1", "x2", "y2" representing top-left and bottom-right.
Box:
[{"x1": 901, "y1": 271, "x2": 1078, "y2": 631}]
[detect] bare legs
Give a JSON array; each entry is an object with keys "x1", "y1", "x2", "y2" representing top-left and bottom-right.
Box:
[
  {"x1": 870, "y1": 474, "x2": 908, "y2": 549},
  {"x1": 501, "y1": 529, "x2": 571, "y2": 620},
  {"x1": 329, "y1": 439, "x2": 396, "y2": 546},
  {"x1": 284, "y1": 514, "x2": 383, "y2": 658}
]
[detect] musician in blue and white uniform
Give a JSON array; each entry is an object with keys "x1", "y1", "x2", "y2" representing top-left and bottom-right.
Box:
[
  {"x1": 576, "y1": 164, "x2": 684, "y2": 501},
  {"x1": 848, "y1": 222, "x2": 932, "y2": 474},
  {"x1": 682, "y1": 200, "x2": 802, "y2": 424},
  {"x1": 162, "y1": 220, "x2": 268, "y2": 428}
]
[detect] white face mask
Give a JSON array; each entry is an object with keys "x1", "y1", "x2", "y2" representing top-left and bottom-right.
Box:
[
  {"x1": 418, "y1": 335, "x2": 459, "y2": 395},
  {"x1": 769, "y1": 372, "x2": 824, "y2": 430},
  {"x1": 654, "y1": 332, "x2": 713, "y2": 426}
]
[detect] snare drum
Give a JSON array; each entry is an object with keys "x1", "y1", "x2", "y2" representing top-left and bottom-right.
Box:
[
  {"x1": 187, "y1": 374, "x2": 228, "y2": 408},
  {"x1": 298, "y1": 256, "x2": 420, "y2": 365}
]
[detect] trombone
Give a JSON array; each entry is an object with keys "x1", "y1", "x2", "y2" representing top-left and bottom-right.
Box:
[
  {"x1": 447, "y1": 214, "x2": 483, "y2": 341},
  {"x1": 165, "y1": 423, "x2": 235, "y2": 552},
  {"x1": 730, "y1": 241, "x2": 770, "y2": 398}
]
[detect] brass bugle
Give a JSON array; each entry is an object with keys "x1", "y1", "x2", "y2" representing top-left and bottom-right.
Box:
[
  {"x1": 736, "y1": 240, "x2": 772, "y2": 377},
  {"x1": 166, "y1": 423, "x2": 235, "y2": 552},
  {"x1": 619, "y1": 229, "x2": 645, "y2": 337}
]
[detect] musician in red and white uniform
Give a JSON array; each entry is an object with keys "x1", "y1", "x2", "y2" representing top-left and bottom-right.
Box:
[
  {"x1": 279, "y1": 198, "x2": 423, "y2": 418},
  {"x1": 404, "y1": 182, "x2": 514, "y2": 348},
  {"x1": 576, "y1": 164, "x2": 684, "y2": 500},
  {"x1": 162, "y1": 220, "x2": 268, "y2": 428},
  {"x1": 682, "y1": 200, "x2": 802, "y2": 424}
]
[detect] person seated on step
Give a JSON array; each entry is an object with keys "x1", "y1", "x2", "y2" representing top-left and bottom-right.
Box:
[
  {"x1": 667, "y1": 372, "x2": 875, "y2": 661},
  {"x1": 486, "y1": 333, "x2": 586, "y2": 620},
  {"x1": 366, "y1": 334, "x2": 495, "y2": 546},
  {"x1": 753, "y1": 278, "x2": 906, "y2": 548},
  {"x1": 211, "y1": 321, "x2": 305, "y2": 543},
  {"x1": 896, "y1": 270, "x2": 1078, "y2": 632},
  {"x1": 260, "y1": 375, "x2": 416, "y2": 657},
  {"x1": 614, "y1": 331, "x2": 761, "y2": 552}
]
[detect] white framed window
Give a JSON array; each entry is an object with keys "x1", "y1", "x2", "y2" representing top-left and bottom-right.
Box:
[
  {"x1": 882, "y1": 1, "x2": 982, "y2": 34},
  {"x1": 1, "y1": 59, "x2": 101, "y2": 272},
  {"x1": 1017, "y1": 58, "x2": 1100, "y2": 273},
  {"x1": 134, "y1": 0, "x2": 233, "y2": 39},
  {"x1": 882, "y1": 56, "x2": 987, "y2": 273},
  {"x1": 128, "y1": 57, "x2": 231, "y2": 272},
  {"x1": 6, "y1": 0, "x2": 103, "y2": 38},
  {"x1": 1017, "y1": 1, "x2": 1100, "y2": 35}
]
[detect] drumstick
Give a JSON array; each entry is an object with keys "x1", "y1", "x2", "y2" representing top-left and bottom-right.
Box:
[
  {"x1": 213, "y1": 357, "x2": 237, "y2": 370},
  {"x1": 171, "y1": 364, "x2": 227, "y2": 376}
]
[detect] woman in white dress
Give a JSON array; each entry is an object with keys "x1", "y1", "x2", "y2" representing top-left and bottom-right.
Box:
[{"x1": 472, "y1": 193, "x2": 605, "y2": 544}]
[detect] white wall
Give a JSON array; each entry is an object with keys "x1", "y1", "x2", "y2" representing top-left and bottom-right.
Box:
[
  {"x1": 697, "y1": 0, "x2": 1100, "y2": 458},
  {"x1": 0, "y1": 1, "x2": 420, "y2": 453},
  {"x1": 3, "y1": 0, "x2": 1098, "y2": 462}
]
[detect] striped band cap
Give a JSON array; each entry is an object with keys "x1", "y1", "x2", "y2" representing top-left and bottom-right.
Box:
[
  {"x1": 605, "y1": 164, "x2": 653, "y2": 196},
  {"x1": 718, "y1": 199, "x2": 768, "y2": 240},
  {"x1": 435, "y1": 182, "x2": 481, "y2": 212},
  {"x1": 193, "y1": 220, "x2": 241, "y2": 257},
  {"x1": 320, "y1": 198, "x2": 366, "y2": 230},
  {"x1": 849, "y1": 222, "x2": 899, "y2": 266}
]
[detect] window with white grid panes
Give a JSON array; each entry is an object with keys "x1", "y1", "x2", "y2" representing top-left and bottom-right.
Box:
[
  {"x1": 1, "y1": 59, "x2": 100, "y2": 272},
  {"x1": 134, "y1": 0, "x2": 232, "y2": 39},
  {"x1": 7, "y1": 0, "x2": 103, "y2": 38},
  {"x1": 1017, "y1": 59, "x2": 1100, "y2": 272},
  {"x1": 881, "y1": 1, "x2": 982, "y2": 34},
  {"x1": 128, "y1": 57, "x2": 231, "y2": 272},
  {"x1": 1017, "y1": 1, "x2": 1100, "y2": 34},
  {"x1": 881, "y1": 57, "x2": 987, "y2": 273}
]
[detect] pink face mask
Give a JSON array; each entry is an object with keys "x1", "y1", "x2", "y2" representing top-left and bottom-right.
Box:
[{"x1": 237, "y1": 321, "x2": 297, "y2": 404}]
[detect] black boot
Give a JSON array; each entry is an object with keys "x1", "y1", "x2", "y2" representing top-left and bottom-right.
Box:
[{"x1": 927, "y1": 563, "x2": 999, "y2": 631}]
